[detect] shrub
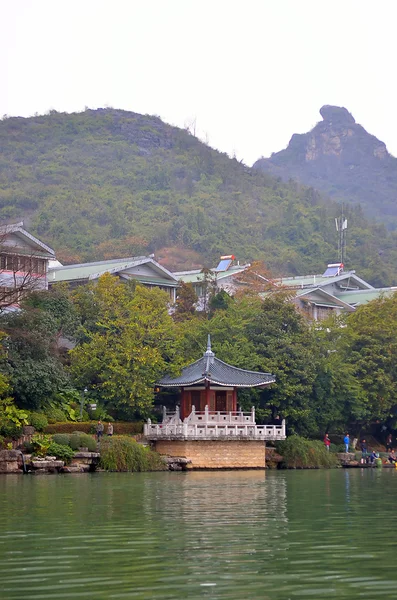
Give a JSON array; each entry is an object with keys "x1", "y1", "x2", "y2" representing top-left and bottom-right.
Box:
[
  {"x1": 0, "y1": 435, "x2": 5, "y2": 449},
  {"x1": 45, "y1": 407, "x2": 67, "y2": 424},
  {"x1": 31, "y1": 433, "x2": 53, "y2": 457},
  {"x1": 45, "y1": 422, "x2": 95, "y2": 434},
  {"x1": 47, "y1": 442, "x2": 75, "y2": 463},
  {"x1": 77, "y1": 432, "x2": 96, "y2": 452},
  {"x1": 100, "y1": 436, "x2": 166, "y2": 472},
  {"x1": 44, "y1": 421, "x2": 144, "y2": 435},
  {"x1": 23, "y1": 440, "x2": 34, "y2": 453},
  {"x1": 276, "y1": 435, "x2": 339, "y2": 469},
  {"x1": 0, "y1": 422, "x2": 21, "y2": 439},
  {"x1": 329, "y1": 443, "x2": 346, "y2": 453},
  {"x1": 112, "y1": 422, "x2": 144, "y2": 435},
  {"x1": 69, "y1": 431, "x2": 96, "y2": 451},
  {"x1": 29, "y1": 412, "x2": 48, "y2": 432},
  {"x1": 52, "y1": 433, "x2": 71, "y2": 446},
  {"x1": 69, "y1": 433, "x2": 82, "y2": 450}
]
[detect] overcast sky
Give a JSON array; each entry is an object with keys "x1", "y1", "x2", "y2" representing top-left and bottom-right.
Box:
[{"x1": 2, "y1": 0, "x2": 397, "y2": 165}]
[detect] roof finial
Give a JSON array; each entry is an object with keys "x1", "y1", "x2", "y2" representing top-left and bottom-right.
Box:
[{"x1": 203, "y1": 334, "x2": 215, "y2": 360}]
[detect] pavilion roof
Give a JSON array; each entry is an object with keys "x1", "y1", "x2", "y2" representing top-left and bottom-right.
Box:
[{"x1": 158, "y1": 336, "x2": 275, "y2": 388}]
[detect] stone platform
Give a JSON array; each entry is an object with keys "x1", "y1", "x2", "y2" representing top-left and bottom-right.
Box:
[{"x1": 152, "y1": 439, "x2": 266, "y2": 469}]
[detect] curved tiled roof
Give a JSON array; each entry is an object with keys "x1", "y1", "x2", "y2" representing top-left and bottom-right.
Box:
[{"x1": 158, "y1": 336, "x2": 275, "y2": 388}]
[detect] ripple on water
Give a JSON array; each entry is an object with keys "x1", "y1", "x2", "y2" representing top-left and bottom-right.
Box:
[{"x1": 1, "y1": 470, "x2": 397, "y2": 599}]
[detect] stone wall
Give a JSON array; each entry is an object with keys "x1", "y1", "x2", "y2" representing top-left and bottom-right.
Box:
[{"x1": 153, "y1": 440, "x2": 266, "y2": 469}]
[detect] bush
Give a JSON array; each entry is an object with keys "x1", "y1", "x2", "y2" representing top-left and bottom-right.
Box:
[
  {"x1": 31, "y1": 433, "x2": 53, "y2": 457},
  {"x1": 52, "y1": 433, "x2": 70, "y2": 446},
  {"x1": 45, "y1": 422, "x2": 96, "y2": 434},
  {"x1": 0, "y1": 422, "x2": 21, "y2": 439},
  {"x1": 29, "y1": 412, "x2": 48, "y2": 432},
  {"x1": 69, "y1": 431, "x2": 96, "y2": 451},
  {"x1": 69, "y1": 433, "x2": 82, "y2": 450},
  {"x1": 100, "y1": 436, "x2": 166, "y2": 472},
  {"x1": 47, "y1": 442, "x2": 75, "y2": 463},
  {"x1": 45, "y1": 421, "x2": 144, "y2": 435},
  {"x1": 77, "y1": 432, "x2": 96, "y2": 452},
  {"x1": 276, "y1": 435, "x2": 339, "y2": 469},
  {"x1": 0, "y1": 435, "x2": 5, "y2": 449},
  {"x1": 45, "y1": 407, "x2": 67, "y2": 424},
  {"x1": 23, "y1": 440, "x2": 34, "y2": 453},
  {"x1": 329, "y1": 443, "x2": 346, "y2": 453}
]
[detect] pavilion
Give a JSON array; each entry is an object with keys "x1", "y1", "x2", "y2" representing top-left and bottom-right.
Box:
[
  {"x1": 144, "y1": 337, "x2": 286, "y2": 459},
  {"x1": 157, "y1": 335, "x2": 275, "y2": 419}
]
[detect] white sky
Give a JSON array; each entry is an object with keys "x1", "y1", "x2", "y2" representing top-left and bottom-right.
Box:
[{"x1": 1, "y1": 0, "x2": 397, "y2": 165}]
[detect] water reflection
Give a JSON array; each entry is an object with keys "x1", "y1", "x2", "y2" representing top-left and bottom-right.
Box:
[{"x1": 1, "y1": 470, "x2": 397, "y2": 599}]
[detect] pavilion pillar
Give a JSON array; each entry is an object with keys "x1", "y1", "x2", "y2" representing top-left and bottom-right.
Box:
[
  {"x1": 205, "y1": 383, "x2": 210, "y2": 410},
  {"x1": 232, "y1": 388, "x2": 237, "y2": 412},
  {"x1": 181, "y1": 388, "x2": 187, "y2": 420}
]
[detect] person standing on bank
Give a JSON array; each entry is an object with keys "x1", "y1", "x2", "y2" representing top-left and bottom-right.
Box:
[
  {"x1": 324, "y1": 433, "x2": 331, "y2": 451},
  {"x1": 386, "y1": 434, "x2": 393, "y2": 451},
  {"x1": 96, "y1": 420, "x2": 104, "y2": 442},
  {"x1": 107, "y1": 422, "x2": 114, "y2": 436},
  {"x1": 344, "y1": 433, "x2": 350, "y2": 453}
]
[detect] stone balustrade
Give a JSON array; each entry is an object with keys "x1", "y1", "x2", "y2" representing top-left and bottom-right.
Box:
[{"x1": 144, "y1": 420, "x2": 286, "y2": 441}]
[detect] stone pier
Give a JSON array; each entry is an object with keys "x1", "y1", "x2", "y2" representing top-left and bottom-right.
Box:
[{"x1": 152, "y1": 439, "x2": 266, "y2": 469}]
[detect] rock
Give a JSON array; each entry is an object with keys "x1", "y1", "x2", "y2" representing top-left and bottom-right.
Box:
[
  {"x1": 22, "y1": 426, "x2": 35, "y2": 435},
  {"x1": 73, "y1": 452, "x2": 100, "y2": 459},
  {"x1": 253, "y1": 105, "x2": 397, "y2": 228},
  {"x1": 319, "y1": 105, "x2": 355, "y2": 125},
  {"x1": 0, "y1": 449, "x2": 24, "y2": 473},
  {"x1": 31, "y1": 460, "x2": 64, "y2": 469},
  {"x1": 62, "y1": 464, "x2": 91, "y2": 473}
]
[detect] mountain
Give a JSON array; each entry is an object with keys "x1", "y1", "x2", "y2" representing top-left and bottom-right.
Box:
[
  {"x1": 0, "y1": 108, "x2": 397, "y2": 285},
  {"x1": 253, "y1": 105, "x2": 397, "y2": 229}
]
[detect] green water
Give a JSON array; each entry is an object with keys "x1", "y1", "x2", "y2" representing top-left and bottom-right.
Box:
[{"x1": 1, "y1": 469, "x2": 397, "y2": 599}]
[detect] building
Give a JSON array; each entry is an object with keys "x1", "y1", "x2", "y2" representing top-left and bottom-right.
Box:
[
  {"x1": 48, "y1": 255, "x2": 179, "y2": 302},
  {"x1": 0, "y1": 222, "x2": 55, "y2": 307},
  {"x1": 174, "y1": 255, "x2": 250, "y2": 306},
  {"x1": 144, "y1": 336, "x2": 285, "y2": 469},
  {"x1": 277, "y1": 263, "x2": 396, "y2": 320}
]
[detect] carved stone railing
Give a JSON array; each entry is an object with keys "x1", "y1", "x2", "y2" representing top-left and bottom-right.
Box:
[
  {"x1": 161, "y1": 405, "x2": 182, "y2": 425},
  {"x1": 185, "y1": 405, "x2": 256, "y2": 424},
  {"x1": 144, "y1": 420, "x2": 286, "y2": 441}
]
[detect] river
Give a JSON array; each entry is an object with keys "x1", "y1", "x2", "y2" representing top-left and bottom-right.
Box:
[{"x1": 0, "y1": 469, "x2": 396, "y2": 599}]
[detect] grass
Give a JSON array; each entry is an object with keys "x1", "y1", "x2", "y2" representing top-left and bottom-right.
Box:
[
  {"x1": 277, "y1": 435, "x2": 339, "y2": 469},
  {"x1": 100, "y1": 436, "x2": 166, "y2": 472}
]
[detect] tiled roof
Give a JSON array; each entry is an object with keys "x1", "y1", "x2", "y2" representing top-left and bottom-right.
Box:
[
  {"x1": 279, "y1": 271, "x2": 373, "y2": 290},
  {"x1": 174, "y1": 264, "x2": 250, "y2": 284},
  {"x1": 336, "y1": 287, "x2": 397, "y2": 305},
  {"x1": 49, "y1": 256, "x2": 178, "y2": 284},
  {"x1": 0, "y1": 223, "x2": 55, "y2": 257},
  {"x1": 158, "y1": 336, "x2": 275, "y2": 388}
]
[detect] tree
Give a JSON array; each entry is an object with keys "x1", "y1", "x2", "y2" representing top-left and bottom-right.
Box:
[
  {"x1": 173, "y1": 282, "x2": 198, "y2": 321},
  {"x1": 246, "y1": 295, "x2": 319, "y2": 433},
  {"x1": 340, "y1": 294, "x2": 397, "y2": 427},
  {"x1": 0, "y1": 306, "x2": 71, "y2": 410},
  {"x1": 70, "y1": 274, "x2": 178, "y2": 417}
]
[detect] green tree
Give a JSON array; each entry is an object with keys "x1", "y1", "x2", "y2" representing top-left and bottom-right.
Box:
[
  {"x1": 246, "y1": 294, "x2": 319, "y2": 433},
  {"x1": 70, "y1": 274, "x2": 178, "y2": 417},
  {"x1": 340, "y1": 294, "x2": 397, "y2": 427},
  {"x1": 0, "y1": 306, "x2": 70, "y2": 410},
  {"x1": 173, "y1": 281, "x2": 198, "y2": 321}
]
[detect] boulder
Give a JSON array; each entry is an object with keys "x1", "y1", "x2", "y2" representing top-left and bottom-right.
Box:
[{"x1": 0, "y1": 449, "x2": 24, "y2": 473}]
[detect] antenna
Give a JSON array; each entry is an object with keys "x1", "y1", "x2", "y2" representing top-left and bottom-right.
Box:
[{"x1": 335, "y1": 205, "x2": 347, "y2": 265}]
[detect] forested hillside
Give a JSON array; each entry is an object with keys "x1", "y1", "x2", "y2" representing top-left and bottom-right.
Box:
[{"x1": 0, "y1": 108, "x2": 396, "y2": 285}]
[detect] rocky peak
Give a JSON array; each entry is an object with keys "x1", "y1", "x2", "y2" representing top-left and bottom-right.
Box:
[
  {"x1": 319, "y1": 105, "x2": 356, "y2": 125},
  {"x1": 253, "y1": 106, "x2": 397, "y2": 227}
]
